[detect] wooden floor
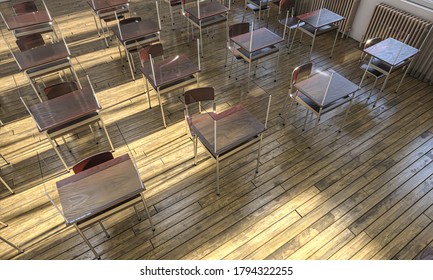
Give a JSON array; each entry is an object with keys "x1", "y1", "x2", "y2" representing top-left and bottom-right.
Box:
[{"x1": 1, "y1": 0, "x2": 433, "y2": 260}]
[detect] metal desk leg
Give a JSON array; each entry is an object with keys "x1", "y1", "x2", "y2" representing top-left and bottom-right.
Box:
[
  {"x1": 0, "y1": 175, "x2": 14, "y2": 194},
  {"x1": 330, "y1": 29, "x2": 339, "y2": 58},
  {"x1": 74, "y1": 224, "x2": 100, "y2": 259},
  {"x1": 47, "y1": 135, "x2": 69, "y2": 171},
  {"x1": 0, "y1": 236, "x2": 23, "y2": 253}
]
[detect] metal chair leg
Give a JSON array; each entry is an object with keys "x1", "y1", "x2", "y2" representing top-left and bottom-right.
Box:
[
  {"x1": 339, "y1": 93, "x2": 355, "y2": 133},
  {"x1": 255, "y1": 134, "x2": 263, "y2": 173},
  {"x1": 0, "y1": 153, "x2": 9, "y2": 164},
  {"x1": 144, "y1": 77, "x2": 152, "y2": 109},
  {"x1": 302, "y1": 110, "x2": 309, "y2": 131},
  {"x1": 48, "y1": 137, "x2": 69, "y2": 170},
  {"x1": 216, "y1": 155, "x2": 220, "y2": 195},
  {"x1": 99, "y1": 118, "x2": 115, "y2": 151},
  {"x1": 156, "y1": 91, "x2": 167, "y2": 128},
  {"x1": 395, "y1": 66, "x2": 410, "y2": 93},
  {"x1": 74, "y1": 224, "x2": 100, "y2": 259},
  {"x1": 140, "y1": 194, "x2": 155, "y2": 231},
  {"x1": 0, "y1": 176, "x2": 14, "y2": 194},
  {"x1": 330, "y1": 29, "x2": 339, "y2": 58},
  {"x1": 133, "y1": 205, "x2": 141, "y2": 221},
  {"x1": 193, "y1": 135, "x2": 198, "y2": 166},
  {"x1": 99, "y1": 221, "x2": 110, "y2": 238},
  {"x1": 0, "y1": 236, "x2": 23, "y2": 253}
]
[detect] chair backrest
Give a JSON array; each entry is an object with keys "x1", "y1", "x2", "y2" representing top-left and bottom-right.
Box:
[
  {"x1": 363, "y1": 37, "x2": 382, "y2": 50},
  {"x1": 139, "y1": 43, "x2": 164, "y2": 66},
  {"x1": 13, "y1": 1, "x2": 38, "y2": 15},
  {"x1": 16, "y1": 34, "x2": 45, "y2": 52},
  {"x1": 43, "y1": 81, "x2": 78, "y2": 100},
  {"x1": 279, "y1": 0, "x2": 296, "y2": 12},
  {"x1": 291, "y1": 62, "x2": 312, "y2": 85},
  {"x1": 184, "y1": 87, "x2": 215, "y2": 129},
  {"x1": 119, "y1": 16, "x2": 141, "y2": 26},
  {"x1": 184, "y1": 87, "x2": 215, "y2": 106},
  {"x1": 72, "y1": 151, "x2": 114, "y2": 174},
  {"x1": 229, "y1": 22, "x2": 249, "y2": 39},
  {"x1": 360, "y1": 37, "x2": 382, "y2": 62}
]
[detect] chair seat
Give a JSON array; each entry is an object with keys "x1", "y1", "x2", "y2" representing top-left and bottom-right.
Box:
[
  {"x1": 169, "y1": 0, "x2": 182, "y2": 6},
  {"x1": 295, "y1": 92, "x2": 349, "y2": 113},
  {"x1": 279, "y1": 17, "x2": 304, "y2": 29},
  {"x1": 157, "y1": 75, "x2": 196, "y2": 91},
  {"x1": 191, "y1": 105, "x2": 265, "y2": 158},
  {"x1": 47, "y1": 112, "x2": 99, "y2": 135},
  {"x1": 124, "y1": 34, "x2": 160, "y2": 51},
  {"x1": 26, "y1": 58, "x2": 71, "y2": 75},
  {"x1": 101, "y1": 13, "x2": 125, "y2": 22},
  {"x1": 300, "y1": 23, "x2": 338, "y2": 36},
  {"x1": 246, "y1": 3, "x2": 270, "y2": 12},
  {"x1": 13, "y1": 23, "x2": 53, "y2": 37},
  {"x1": 186, "y1": 13, "x2": 227, "y2": 28},
  {"x1": 237, "y1": 46, "x2": 278, "y2": 62},
  {"x1": 360, "y1": 63, "x2": 385, "y2": 78}
]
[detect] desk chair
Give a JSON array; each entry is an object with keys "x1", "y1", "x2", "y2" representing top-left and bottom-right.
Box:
[
  {"x1": 288, "y1": 10, "x2": 341, "y2": 58},
  {"x1": 3, "y1": 31, "x2": 82, "y2": 103},
  {"x1": 185, "y1": 87, "x2": 270, "y2": 195},
  {"x1": 278, "y1": 0, "x2": 303, "y2": 49},
  {"x1": 0, "y1": 221, "x2": 23, "y2": 253},
  {"x1": 182, "y1": 0, "x2": 230, "y2": 57},
  {"x1": 358, "y1": 37, "x2": 384, "y2": 106},
  {"x1": 225, "y1": 22, "x2": 250, "y2": 80},
  {"x1": 116, "y1": 16, "x2": 142, "y2": 71},
  {"x1": 283, "y1": 62, "x2": 355, "y2": 132},
  {"x1": 96, "y1": 4, "x2": 130, "y2": 47},
  {"x1": 140, "y1": 43, "x2": 199, "y2": 128},
  {"x1": 22, "y1": 76, "x2": 114, "y2": 170},
  {"x1": 45, "y1": 153, "x2": 154, "y2": 259},
  {"x1": 43, "y1": 81, "x2": 102, "y2": 150},
  {"x1": 359, "y1": 37, "x2": 414, "y2": 107},
  {"x1": 113, "y1": 3, "x2": 162, "y2": 80},
  {"x1": 163, "y1": 0, "x2": 182, "y2": 30},
  {"x1": 243, "y1": 0, "x2": 271, "y2": 28},
  {"x1": 9, "y1": 0, "x2": 57, "y2": 39}
]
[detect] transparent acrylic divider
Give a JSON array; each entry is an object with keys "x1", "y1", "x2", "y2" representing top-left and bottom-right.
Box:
[
  {"x1": 393, "y1": 34, "x2": 411, "y2": 66},
  {"x1": 189, "y1": 92, "x2": 271, "y2": 156},
  {"x1": 38, "y1": 151, "x2": 70, "y2": 222}
]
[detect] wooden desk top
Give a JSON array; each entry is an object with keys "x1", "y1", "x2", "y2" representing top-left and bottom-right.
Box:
[
  {"x1": 111, "y1": 19, "x2": 160, "y2": 43},
  {"x1": 363, "y1": 38, "x2": 419, "y2": 67},
  {"x1": 295, "y1": 71, "x2": 358, "y2": 107},
  {"x1": 140, "y1": 54, "x2": 199, "y2": 88},
  {"x1": 57, "y1": 154, "x2": 144, "y2": 225},
  {"x1": 185, "y1": 2, "x2": 228, "y2": 20},
  {"x1": 297, "y1": 8, "x2": 344, "y2": 29},
  {"x1": 29, "y1": 88, "x2": 100, "y2": 132},
  {"x1": 13, "y1": 41, "x2": 70, "y2": 71},
  {"x1": 87, "y1": 0, "x2": 129, "y2": 11},
  {"x1": 191, "y1": 104, "x2": 265, "y2": 156},
  {"x1": 231, "y1": 27, "x2": 283, "y2": 53},
  {"x1": 3, "y1": 11, "x2": 51, "y2": 30}
]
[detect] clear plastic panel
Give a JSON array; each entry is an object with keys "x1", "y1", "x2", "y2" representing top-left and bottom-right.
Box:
[
  {"x1": 188, "y1": 92, "x2": 271, "y2": 156},
  {"x1": 182, "y1": 0, "x2": 229, "y2": 20}
]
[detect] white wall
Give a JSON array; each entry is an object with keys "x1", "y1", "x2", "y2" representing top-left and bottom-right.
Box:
[{"x1": 350, "y1": 0, "x2": 433, "y2": 41}]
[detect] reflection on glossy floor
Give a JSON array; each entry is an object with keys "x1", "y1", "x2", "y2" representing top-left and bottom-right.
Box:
[{"x1": 1, "y1": 1, "x2": 433, "y2": 260}]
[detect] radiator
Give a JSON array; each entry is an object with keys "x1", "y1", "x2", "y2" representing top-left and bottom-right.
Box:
[
  {"x1": 360, "y1": 3, "x2": 432, "y2": 48},
  {"x1": 294, "y1": 0, "x2": 360, "y2": 37}
]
